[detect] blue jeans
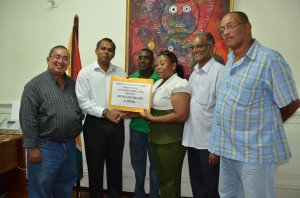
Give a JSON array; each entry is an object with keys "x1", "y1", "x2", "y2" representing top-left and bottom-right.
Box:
[
  {"x1": 129, "y1": 128, "x2": 159, "y2": 198},
  {"x1": 219, "y1": 157, "x2": 276, "y2": 198},
  {"x1": 27, "y1": 138, "x2": 77, "y2": 198}
]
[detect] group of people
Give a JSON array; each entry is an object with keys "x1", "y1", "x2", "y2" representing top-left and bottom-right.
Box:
[{"x1": 19, "y1": 11, "x2": 300, "y2": 198}]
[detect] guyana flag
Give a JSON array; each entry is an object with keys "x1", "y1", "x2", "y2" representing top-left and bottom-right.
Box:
[{"x1": 68, "y1": 15, "x2": 83, "y2": 181}]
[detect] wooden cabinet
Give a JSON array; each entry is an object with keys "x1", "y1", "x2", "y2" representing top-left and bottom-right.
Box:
[{"x1": 0, "y1": 134, "x2": 26, "y2": 192}]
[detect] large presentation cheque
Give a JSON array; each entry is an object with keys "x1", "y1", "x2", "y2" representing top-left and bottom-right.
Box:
[{"x1": 108, "y1": 76, "x2": 153, "y2": 112}]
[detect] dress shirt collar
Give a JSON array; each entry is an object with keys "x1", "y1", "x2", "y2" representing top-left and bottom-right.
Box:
[
  {"x1": 92, "y1": 61, "x2": 115, "y2": 73},
  {"x1": 227, "y1": 39, "x2": 260, "y2": 66},
  {"x1": 246, "y1": 39, "x2": 260, "y2": 60},
  {"x1": 194, "y1": 57, "x2": 215, "y2": 74},
  {"x1": 46, "y1": 69, "x2": 68, "y2": 84}
]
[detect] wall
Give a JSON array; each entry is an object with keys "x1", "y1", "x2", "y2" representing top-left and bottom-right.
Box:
[
  {"x1": 234, "y1": 0, "x2": 300, "y2": 89},
  {"x1": 0, "y1": 0, "x2": 299, "y2": 102},
  {"x1": 0, "y1": 0, "x2": 127, "y2": 102},
  {"x1": 0, "y1": 0, "x2": 299, "y2": 197}
]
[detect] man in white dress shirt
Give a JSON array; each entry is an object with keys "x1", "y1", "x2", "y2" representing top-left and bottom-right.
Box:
[
  {"x1": 76, "y1": 38, "x2": 126, "y2": 198},
  {"x1": 182, "y1": 32, "x2": 224, "y2": 198}
]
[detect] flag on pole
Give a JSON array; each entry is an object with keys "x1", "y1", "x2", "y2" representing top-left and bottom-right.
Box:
[
  {"x1": 68, "y1": 15, "x2": 82, "y2": 81},
  {"x1": 68, "y1": 14, "x2": 83, "y2": 180}
]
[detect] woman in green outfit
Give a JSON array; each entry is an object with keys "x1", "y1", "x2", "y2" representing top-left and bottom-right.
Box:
[{"x1": 141, "y1": 50, "x2": 191, "y2": 198}]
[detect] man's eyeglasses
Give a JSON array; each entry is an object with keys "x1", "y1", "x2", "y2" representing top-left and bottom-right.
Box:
[
  {"x1": 218, "y1": 22, "x2": 247, "y2": 35},
  {"x1": 51, "y1": 55, "x2": 70, "y2": 63},
  {"x1": 189, "y1": 43, "x2": 213, "y2": 50}
]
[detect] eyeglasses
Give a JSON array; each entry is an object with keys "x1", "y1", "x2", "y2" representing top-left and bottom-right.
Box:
[
  {"x1": 189, "y1": 43, "x2": 213, "y2": 50},
  {"x1": 51, "y1": 55, "x2": 70, "y2": 62},
  {"x1": 218, "y1": 22, "x2": 247, "y2": 35}
]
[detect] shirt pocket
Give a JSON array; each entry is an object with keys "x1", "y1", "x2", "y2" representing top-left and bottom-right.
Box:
[
  {"x1": 229, "y1": 77, "x2": 265, "y2": 107},
  {"x1": 69, "y1": 95, "x2": 82, "y2": 113},
  {"x1": 195, "y1": 86, "x2": 210, "y2": 105}
]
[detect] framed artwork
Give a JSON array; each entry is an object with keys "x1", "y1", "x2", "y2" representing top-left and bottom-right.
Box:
[{"x1": 125, "y1": 0, "x2": 234, "y2": 78}]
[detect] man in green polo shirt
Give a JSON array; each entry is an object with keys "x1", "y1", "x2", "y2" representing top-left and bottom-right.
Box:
[{"x1": 129, "y1": 48, "x2": 160, "y2": 198}]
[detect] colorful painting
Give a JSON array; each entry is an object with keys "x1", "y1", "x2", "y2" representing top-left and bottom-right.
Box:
[{"x1": 126, "y1": 0, "x2": 233, "y2": 78}]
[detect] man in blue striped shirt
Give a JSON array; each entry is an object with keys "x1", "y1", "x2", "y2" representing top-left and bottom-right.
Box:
[{"x1": 209, "y1": 11, "x2": 300, "y2": 198}]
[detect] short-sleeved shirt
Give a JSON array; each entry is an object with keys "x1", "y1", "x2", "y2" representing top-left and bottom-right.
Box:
[
  {"x1": 150, "y1": 73, "x2": 191, "y2": 144},
  {"x1": 152, "y1": 73, "x2": 191, "y2": 110},
  {"x1": 129, "y1": 69, "x2": 159, "y2": 133},
  {"x1": 208, "y1": 40, "x2": 299, "y2": 164}
]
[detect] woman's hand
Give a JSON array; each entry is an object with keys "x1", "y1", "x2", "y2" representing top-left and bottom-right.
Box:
[{"x1": 140, "y1": 109, "x2": 153, "y2": 121}]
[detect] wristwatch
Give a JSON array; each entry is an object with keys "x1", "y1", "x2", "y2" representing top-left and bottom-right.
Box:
[{"x1": 102, "y1": 108, "x2": 108, "y2": 118}]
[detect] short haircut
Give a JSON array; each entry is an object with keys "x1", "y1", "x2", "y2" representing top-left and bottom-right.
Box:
[
  {"x1": 96, "y1": 38, "x2": 116, "y2": 50},
  {"x1": 193, "y1": 31, "x2": 215, "y2": 45},
  {"x1": 140, "y1": 48, "x2": 154, "y2": 59},
  {"x1": 48, "y1": 45, "x2": 69, "y2": 57},
  {"x1": 229, "y1": 11, "x2": 249, "y2": 23}
]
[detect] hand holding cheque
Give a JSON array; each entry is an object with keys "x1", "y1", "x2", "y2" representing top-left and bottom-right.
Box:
[{"x1": 108, "y1": 76, "x2": 153, "y2": 119}]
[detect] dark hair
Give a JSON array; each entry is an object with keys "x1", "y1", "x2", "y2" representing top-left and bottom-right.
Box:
[
  {"x1": 193, "y1": 31, "x2": 215, "y2": 45},
  {"x1": 140, "y1": 48, "x2": 154, "y2": 59},
  {"x1": 96, "y1": 38, "x2": 116, "y2": 50},
  {"x1": 157, "y1": 50, "x2": 178, "y2": 64},
  {"x1": 157, "y1": 50, "x2": 185, "y2": 78},
  {"x1": 228, "y1": 11, "x2": 249, "y2": 23},
  {"x1": 176, "y1": 64, "x2": 184, "y2": 78},
  {"x1": 48, "y1": 45, "x2": 69, "y2": 57}
]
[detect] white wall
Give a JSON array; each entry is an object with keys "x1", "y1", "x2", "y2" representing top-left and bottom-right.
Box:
[
  {"x1": 234, "y1": 0, "x2": 300, "y2": 90},
  {"x1": 0, "y1": 0, "x2": 299, "y2": 102},
  {"x1": 0, "y1": 0, "x2": 127, "y2": 102},
  {"x1": 1, "y1": 0, "x2": 300, "y2": 197}
]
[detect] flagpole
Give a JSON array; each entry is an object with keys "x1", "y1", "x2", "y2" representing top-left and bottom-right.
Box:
[
  {"x1": 68, "y1": 14, "x2": 83, "y2": 198},
  {"x1": 75, "y1": 15, "x2": 81, "y2": 198}
]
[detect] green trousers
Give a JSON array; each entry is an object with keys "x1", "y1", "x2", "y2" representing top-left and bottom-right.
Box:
[{"x1": 151, "y1": 141, "x2": 186, "y2": 198}]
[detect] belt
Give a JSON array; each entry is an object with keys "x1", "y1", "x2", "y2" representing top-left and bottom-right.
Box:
[
  {"x1": 86, "y1": 114, "x2": 124, "y2": 124},
  {"x1": 86, "y1": 114, "x2": 106, "y2": 120}
]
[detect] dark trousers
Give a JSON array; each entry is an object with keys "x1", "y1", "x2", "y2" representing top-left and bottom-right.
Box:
[
  {"x1": 188, "y1": 148, "x2": 220, "y2": 198},
  {"x1": 83, "y1": 115, "x2": 125, "y2": 198}
]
